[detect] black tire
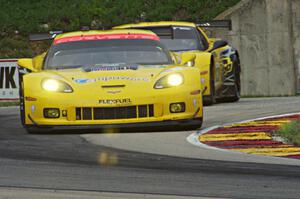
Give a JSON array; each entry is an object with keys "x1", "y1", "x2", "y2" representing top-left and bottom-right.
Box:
[
  {"x1": 203, "y1": 61, "x2": 216, "y2": 106},
  {"x1": 18, "y1": 72, "x2": 26, "y2": 126}
]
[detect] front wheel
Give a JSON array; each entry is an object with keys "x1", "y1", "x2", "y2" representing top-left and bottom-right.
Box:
[{"x1": 18, "y1": 73, "x2": 26, "y2": 126}]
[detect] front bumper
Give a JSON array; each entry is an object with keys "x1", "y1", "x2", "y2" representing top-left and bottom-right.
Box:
[
  {"x1": 25, "y1": 117, "x2": 203, "y2": 133},
  {"x1": 24, "y1": 86, "x2": 203, "y2": 127}
]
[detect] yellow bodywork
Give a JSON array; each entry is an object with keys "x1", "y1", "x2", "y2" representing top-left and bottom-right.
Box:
[
  {"x1": 114, "y1": 21, "x2": 235, "y2": 98},
  {"x1": 18, "y1": 29, "x2": 203, "y2": 130}
]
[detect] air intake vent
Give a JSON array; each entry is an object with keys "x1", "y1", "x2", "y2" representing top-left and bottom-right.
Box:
[{"x1": 75, "y1": 104, "x2": 154, "y2": 120}]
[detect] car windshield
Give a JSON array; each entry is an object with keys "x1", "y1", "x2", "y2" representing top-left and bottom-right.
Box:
[
  {"x1": 44, "y1": 39, "x2": 172, "y2": 70},
  {"x1": 145, "y1": 26, "x2": 199, "y2": 51}
]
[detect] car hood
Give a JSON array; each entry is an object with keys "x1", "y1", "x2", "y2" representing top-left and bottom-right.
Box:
[{"x1": 40, "y1": 64, "x2": 185, "y2": 86}]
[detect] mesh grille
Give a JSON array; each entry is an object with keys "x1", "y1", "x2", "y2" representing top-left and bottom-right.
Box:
[{"x1": 76, "y1": 105, "x2": 154, "y2": 120}]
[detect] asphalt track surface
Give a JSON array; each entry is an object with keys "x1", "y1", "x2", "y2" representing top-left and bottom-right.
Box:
[{"x1": 1, "y1": 97, "x2": 300, "y2": 199}]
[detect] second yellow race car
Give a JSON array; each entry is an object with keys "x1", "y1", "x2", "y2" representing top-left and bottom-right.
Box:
[
  {"x1": 114, "y1": 21, "x2": 241, "y2": 105},
  {"x1": 18, "y1": 29, "x2": 204, "y2": 133}
]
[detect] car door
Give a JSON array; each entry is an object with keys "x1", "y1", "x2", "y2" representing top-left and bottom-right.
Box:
[{"x1": 196, "y1": 27, "x2": 224, "y2": 92}]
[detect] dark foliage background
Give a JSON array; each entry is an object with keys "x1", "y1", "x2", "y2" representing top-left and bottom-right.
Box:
[{"x1": 0, "y1": 0, "x2": 240, "y2": 58}]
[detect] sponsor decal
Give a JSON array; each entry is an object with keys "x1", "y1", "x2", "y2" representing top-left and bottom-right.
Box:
[
  {"x1": 173, "y1": 26, "x2": 192, "y2": 31},
  {"x1": 54, "y1": 33, "x2": 160, "y2": 45},
  {"x1": 82, "y1": 63, "x2": 139, "y2": 72},
  {"x1": 106, "y1": 90, "x2": 122, "y2": 94},
  {"x1": 74, "y1": 76, "x2": 149, "y2": 84},
  {"x1": 0, "y1": 67, "x2": 17, "y2": 89},
  {"x1": 0, "y1": 60, "x2": 19, "y2": 100},
  {"x1": 220, "y1": 47, "x2": 235, "y2": 58},
  {"x1": 74, "y1": 78, "x2": 93, "y2": 84},
  {"x1": 99, "y1": 98, "x2": 132, "y2": 104},
  {"x1": 98, "y1": 76, "x2": 149, "y2": 82}
]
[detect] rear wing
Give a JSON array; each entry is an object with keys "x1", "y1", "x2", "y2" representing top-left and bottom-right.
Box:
[
  {"x1": 29, "y1": 31, "x2": 63, "y2": 41},
  {"x1": 196, "y1": 20, "x2": 232, "y2": 30}
]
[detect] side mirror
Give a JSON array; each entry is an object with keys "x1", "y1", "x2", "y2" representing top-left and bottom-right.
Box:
[
  {"x1": 209, "y1": 40, "x2": 228, "y2": 52},
  {"x1": 181, "y1": 53, "x2": 196, "y2": 66},
  {"x1": 18, "y1": 58, "x2": 37, "y2": 72}
]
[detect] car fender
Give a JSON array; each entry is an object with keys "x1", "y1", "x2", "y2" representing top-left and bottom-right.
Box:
[
  {"x1": 33, "y1": 52, "x2": 47, "y2": 70},
  {"x1": 193, "y1": 52, "x2": 212, "y2": 95}
]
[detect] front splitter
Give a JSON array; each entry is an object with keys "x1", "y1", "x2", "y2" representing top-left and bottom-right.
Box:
[{"x1": 25, "y1": 117, "x2": 203, "y2": 133}]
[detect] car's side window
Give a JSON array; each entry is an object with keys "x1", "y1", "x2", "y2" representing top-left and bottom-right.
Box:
[{"x1": 195, "y1": 28, "x2": 209, "y2": 51}]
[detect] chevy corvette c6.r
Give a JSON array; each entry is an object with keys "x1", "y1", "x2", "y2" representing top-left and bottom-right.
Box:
[
  {"x1": 17, "y1": 29, "x2": 203, "y2": 133},
  {"x1": 114, "y1": 21, "x2": 241, "y2": 105}
]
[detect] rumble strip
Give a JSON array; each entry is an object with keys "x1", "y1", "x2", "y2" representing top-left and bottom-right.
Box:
[{"x1": 187, "y1": 113, "x2": 300, "y2": 159}]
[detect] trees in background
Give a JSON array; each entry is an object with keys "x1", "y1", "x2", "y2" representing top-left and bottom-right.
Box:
[{"x1": 0, "y1": 0, "x2": 239, "y2": 58}]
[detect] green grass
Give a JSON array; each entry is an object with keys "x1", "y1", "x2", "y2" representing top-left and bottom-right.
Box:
[
  {"x1": 0, "y1": 101, "x2": 19, "y2": 107},
  {"x1": 276, "y1": 120, "x2": 300, "y2": 146}
]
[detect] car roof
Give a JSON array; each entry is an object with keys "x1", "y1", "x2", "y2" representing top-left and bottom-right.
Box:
[{"x1": 114, "y1": 21, "x2": 197, "y2": 29}]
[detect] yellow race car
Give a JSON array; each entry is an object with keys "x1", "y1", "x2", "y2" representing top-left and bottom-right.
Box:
[
  {"x1": 114, "y1": 21, "x2": 241, "y2": 105},
  {"x1": 18, "y1": 29, "x2": 203, "y2": 133}
]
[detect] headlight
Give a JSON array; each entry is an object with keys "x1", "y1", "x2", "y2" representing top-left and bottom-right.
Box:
[
  {"x1": 41, "y1": 79, "x2": 73, "y2": 93},
  {"x1": 154, "y1": 73, "x2": 184, "y2": 89}
]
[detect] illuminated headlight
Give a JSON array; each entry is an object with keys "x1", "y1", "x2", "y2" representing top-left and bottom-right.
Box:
[
  {"x1": 154, "y1": 73, "x2": 184, "y2": 89},
  {"x1": 42, "y1": 79, "x2": 59, "y2": 91},
  {"x1": 167, "y1": 74, "x2": 184, "y2": 86},
  {"x1": 41, "y1": 79, "x2": 73, "y2": 93}
]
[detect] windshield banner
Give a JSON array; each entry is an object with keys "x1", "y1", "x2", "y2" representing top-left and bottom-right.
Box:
[
  {"x1": 0, "y1": 59, "x2": 19, "y2": 100},
  {"x1": 54, "y1": 33, "x2": 160, "y2": 45}
]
